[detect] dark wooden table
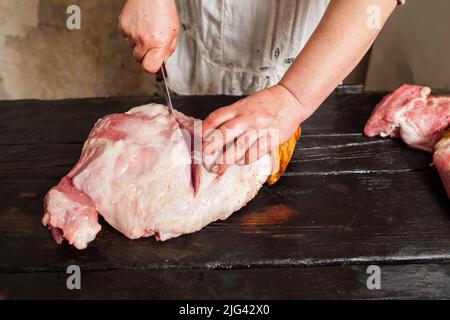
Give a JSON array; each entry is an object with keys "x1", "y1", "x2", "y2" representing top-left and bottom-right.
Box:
[{"x1": 0, "y1": 88, "x2": 449, "y2": 299}]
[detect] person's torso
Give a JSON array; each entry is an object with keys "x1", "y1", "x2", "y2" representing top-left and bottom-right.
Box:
[{"x1": 168, "y1": 0, "x2": 329, "y2": 95}]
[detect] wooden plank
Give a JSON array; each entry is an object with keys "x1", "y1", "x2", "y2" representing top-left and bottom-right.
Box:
[
  {"x1": 1, "y1": 264, "x2": 449, "y2": 299},
  {"x1": 0, "y1": 135, "x2": 432, "y2": 180},
  {"x1": 0, "y1": 92, "x2": 448, "y2": 300},
  {"x1": 0, "y1": 170, "x2": 448, "y2": 272},
  {"x1": 291, "y1": 135, "x2": 432, "y2": 175},
  {"x1": 0, "y1": 93, "x2": 384, "y2": 144}
]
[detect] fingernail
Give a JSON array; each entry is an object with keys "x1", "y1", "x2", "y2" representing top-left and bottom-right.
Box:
[{"x1": 211, "y1": 165, "x2": 219, "y2": 174}]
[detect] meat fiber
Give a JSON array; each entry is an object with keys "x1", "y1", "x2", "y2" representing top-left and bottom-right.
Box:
[
  {"x1": 43, "y1": 104, "x2": 273, "y2": 249},
  {"x1": 364, "y1": 85, "x2": 450, "y2": 198}
]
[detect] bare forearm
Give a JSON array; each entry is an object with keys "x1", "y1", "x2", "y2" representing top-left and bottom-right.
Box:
[{"x1": 280, "y1": 0, "x2": 397, "y2": 122}]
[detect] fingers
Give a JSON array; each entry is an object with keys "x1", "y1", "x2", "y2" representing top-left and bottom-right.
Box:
[
  {"x1": 201, "y1": 104, "x2": 281, "y2": 174},
  {"x1": 123, "y1": 27, "x2": 175, "y2": 73},
  {"x1": 118, "y1": 0, "x2": 181, "y2": 73},
  {"x1": 215, "y1": 130, "x2": 259, "y2": 175},
  {"x1": 119, "y1": 21, "x2": 135, "y2": 49},
  {"x1": 206, "y1": 129, "x2": 277, "y2": 175},
  {"x1": 202, "y1": 106, "x2": 237, "y2": 140},
  {"x1": 132, "y1": 43, "x2": 147, "y2": 61},
  {"x1": 243, "y1": 134, "x2": 276, "y2": 165},
  {"x1": 166, "y1": 37, "x2": 177, "y2": 60},
  {"x1": 202, "y1": 117, "x2": 248, "y2": 171},
  {"x1": 141, "y1": 47, "x2": 168, "y2": 74},
  {"x1": 118, "y1": 16, "x2": 128, "y2": 38}
]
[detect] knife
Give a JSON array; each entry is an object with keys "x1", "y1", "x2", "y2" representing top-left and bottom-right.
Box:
[{"x1": 156, "y1": 63, "x2": 175, "y2": 116}]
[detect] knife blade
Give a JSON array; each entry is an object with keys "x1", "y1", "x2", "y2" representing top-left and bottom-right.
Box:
[{"x1": 156, "y1": 63, "x2": 175, "y2": 116}]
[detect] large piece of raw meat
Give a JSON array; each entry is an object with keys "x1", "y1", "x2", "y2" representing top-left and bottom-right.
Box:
[
  {"x1": 43, "y1": 104, "x2": 274, "y2": 249},
  {"x1": 364, "y1": 84, "x2": 450, "y2": 198}
]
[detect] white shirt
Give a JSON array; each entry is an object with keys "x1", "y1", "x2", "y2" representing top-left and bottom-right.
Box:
[{"x1": 167, "y1": 0, "x2": 330, "y2": 95}]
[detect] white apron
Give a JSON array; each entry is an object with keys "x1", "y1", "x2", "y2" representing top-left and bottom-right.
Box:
[{"x1": 167, "y1": 0, "x2": 330, "y2": 95}]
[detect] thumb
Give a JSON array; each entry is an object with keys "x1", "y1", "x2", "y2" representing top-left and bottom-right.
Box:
[{"x1": 141, "y1": 46, "x2": 167, "y2": 74}]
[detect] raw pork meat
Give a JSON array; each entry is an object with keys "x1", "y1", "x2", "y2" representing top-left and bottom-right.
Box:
[
  {"x1": 434, "y1": 129, "x2": 450, "y2": 198},
  {"x1": 364, "y1": 85, "x2": 450, "y2": 198},
  {"x1": 43, "y1": 104, "x2": 273, "y2": 249},
  {"x1": 364, "y1": 84, "x2": 431, "y2": 140}
]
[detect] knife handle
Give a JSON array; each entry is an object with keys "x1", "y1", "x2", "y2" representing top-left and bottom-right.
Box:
[{"x1": 156, "y1": 63, "x2": 168, "y2": 82}]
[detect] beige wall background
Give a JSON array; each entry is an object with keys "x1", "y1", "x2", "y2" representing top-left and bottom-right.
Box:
[
  {"x1": 0, "y1": 0, "x2": 158, "y2": 100},
  {"x1": 0, "y1": 0, "x2": 448, "y2": 100},
  {"x1": 366, "y1": 0, "x2": 450, "y2": 91}
]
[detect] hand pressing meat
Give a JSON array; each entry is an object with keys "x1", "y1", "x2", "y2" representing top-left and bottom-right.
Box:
[
  {"x1": 364, "y1": 85, "x2": 450, "y2": 198},
  {"x1": 42, "y1": 104, "x2": 300, "y2": 249},
  {"x1": 202, "y1": 85, "x2": 303, "y2": 175}
]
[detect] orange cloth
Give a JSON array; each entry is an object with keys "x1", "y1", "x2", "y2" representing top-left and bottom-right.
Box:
[{"x1": 267, "y1": 127, "x2": 302, "y2": 185}]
